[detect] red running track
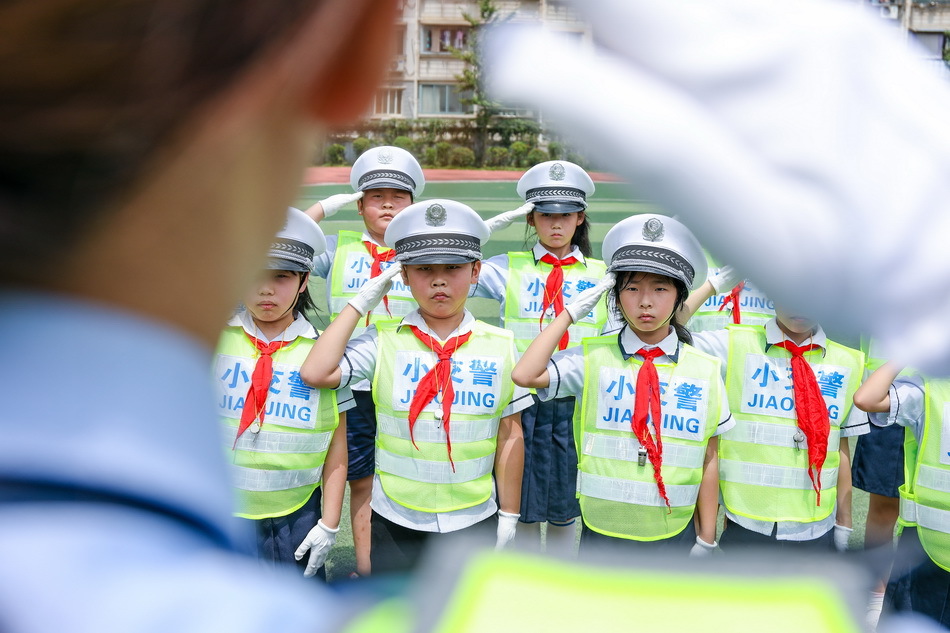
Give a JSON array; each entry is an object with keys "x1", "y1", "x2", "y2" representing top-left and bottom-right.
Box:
[{"x1": 303, "y1": 166, "x2": 621, "y2": 185}]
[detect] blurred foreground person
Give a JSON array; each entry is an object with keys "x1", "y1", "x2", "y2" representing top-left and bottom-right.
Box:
[
  {"x1": 484, "y1": 0, "x2": 950, "y2": 376},
  {"x1": 0, "y1": 0, "x2": 399, "y2": 631}
]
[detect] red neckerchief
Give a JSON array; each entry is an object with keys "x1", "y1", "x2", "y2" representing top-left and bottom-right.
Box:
[
  {"x1": 406, "y1": 325, "x2": 473, "y2": 471},
  {"x1": 633, "y1": 347, "x2": 670, "y2": 509},
  {"x1": 234, "y1": 333, "x2": 293, "y2": 446},
  {"x1": 717, "y1": 281, "x2": 746, "y2": 324},
  {"x1": 363, "y1": 241, "x2": 396, "y2": 324},
  {"x1": 539, "y1": 253, "x2": 579, "y2": 350},
  {"x1": 773, "y1": 339, "x2": 829, "y2": 505}
]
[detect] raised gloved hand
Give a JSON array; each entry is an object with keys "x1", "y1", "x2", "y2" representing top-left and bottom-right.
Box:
[
  {"x1": 708, "y1": 265, "x2": 741, "y2": 295},
  {"x1": 485, "y1": 202, "x2": 533, "y2": 234},
  {"x1": 319, "y1": 191, "x2": 363, "y2": 219},
  {"x1": 347, "y1": 261, "x2": 402, "y2": 316},
  {"x1": 294, "y1": 519, "x2": 339, "y2": 577},
  {"x1": 565, "y1": 272, "x2": 615, "y2": 323},
  {"x1": 483, "y1": 0, "x2": 950, "y2": 376},
  {"x1": 688, "y1": 536, "x2": 717, "y2": 558},
  {"x1": 833, "y1": 524, "x2": 853, "y2": 552},
  {"x1": 495, "y1": 510, "x2": 520, "y2": 550}
]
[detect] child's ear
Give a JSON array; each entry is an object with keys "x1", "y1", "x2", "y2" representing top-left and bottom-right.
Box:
[
  {"x1": 470, "y1": 260, "x2": 481, "y2": 284},
  {"x1": 298, "y1": 272, "x2": 310, "y2": 294},
  {"x1": 302, "y1": 0, "x2": 401, "y2": 125}
]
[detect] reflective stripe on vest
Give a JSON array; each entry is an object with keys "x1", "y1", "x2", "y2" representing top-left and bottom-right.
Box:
[
  {"x1": 378, "y1": 412, "x2": 498, "y2": 444},
  {"x1": 377, "y1": 449, "x2": 495, "y2": 484},
  {"x1": 900, "y1": 490, "x2": 918, "y2": 524},
  {"x1": 231, "y1": 464, "x2": 325, "y2": 493},
  {"x1": 720, "y1": 459, "x2": 837, "y2": 491},
  {"x1": 373, "y1": 320, "x2": 516, "y2": 513},
  {"x1": 909, "y1": 378, "x2": 950, "y2": 570},
  {"x1": 578, "y1": 472, "x2": 700, "y2": 508},
  {"x1": 719, "y1": 324, "x2": 863, "y2": 524},
  {"x1": 229, "y1": 425, "x2": 332, "y2": 454},
  {"x1": 582, "y1": 434, "x2": 705, "y2": 469},
  {"x1": 214, "y1": 326, "x2": 339, "y2": 519},
  {"x1": 725, "y1": 420, "x2": 841, "y2": 450},
  {"x1": 329, "y1": 231, "x2": 416, "y2": 327},
  {"x1": 502, "y1": 252, "x2": 607, "y2": 352},
  {"x1": 575, "y1": 335, "x2": 723, "y2": 541}
]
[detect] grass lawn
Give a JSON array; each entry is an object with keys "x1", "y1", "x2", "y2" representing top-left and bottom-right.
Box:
[{"x1": 295, "y1": 182, "x2": 872, "y2": 580}]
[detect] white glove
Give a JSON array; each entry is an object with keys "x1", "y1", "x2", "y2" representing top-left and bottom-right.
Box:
[
  {"x1": 833, "y1": 524, "x2": 852, "y2": 552},
  {"x1": 688, "y1": 536, "x2": 717, "y2": 558},
  {"x1": 318, "y1": 191, "x2": 363, "y2": 219},
  {"x1": 347, "y1": 261, "x2": 402, "y2": 316},
  {"x1": 485, "y1": 202, "x2": 533, "y2": 234},
  {"x1": 565, "y1": 272, "x2": 615, "y2": 323},
  {"x1": 294, "y1": 519, "x2": 339, "y2": 577},
  {"x1": 483, "y1": 0, "x2": 950, "y2": 376},
  {"x1": 495, "y1": 510, "x2": 520, "y2": 550},
  {"x1": 707, "y1": 265, "x2": 741, "y2": 295}
]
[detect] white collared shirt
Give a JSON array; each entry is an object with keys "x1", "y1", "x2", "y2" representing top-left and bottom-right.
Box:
[
  {"x1": 538, "y1": 324, "x2": 734, "y2": 432},
  {"x1": 228, "y1": 309, "x2": 354, "y2": 413},
  {"x1": 869, "y1": 374, "x2": 925, "y2": 444},
  {"x1": 691, "y1": 318, "x2": 868, "y2": 540},
  {"x1": 472, "y1": 242, "x2": 589, "y2": 309},
  {"x1": 339, "y1": 308, "x2": 533, "y2": 532}
]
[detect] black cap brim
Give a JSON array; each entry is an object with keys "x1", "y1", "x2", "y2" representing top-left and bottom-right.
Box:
[{"x1": 533, "y1": 201, "x2": 586, "y2": 214}]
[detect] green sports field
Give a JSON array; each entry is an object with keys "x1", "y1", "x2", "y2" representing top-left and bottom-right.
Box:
[{"x1": 294, "y1": 180, "x2": 872, "y2": 581}]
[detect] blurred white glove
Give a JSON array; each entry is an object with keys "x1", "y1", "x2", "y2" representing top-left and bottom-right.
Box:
[
  {"x1": 348, "y1": 262, "x2": 402, "y2": 316},
  {"x1": 565, "y1": 272, "x2": 615, "y2": 323},
  {"x1": 708, "y1": 265, "x2": 741, "y2": 295},
  {"x1": 484, "y1": 0, "x2": 950, "y2": 376},
  {"x1": 688, "y1": 536, "x2": 717, "y2": 558},
  {"x1": 834, "y1": 524, "x2": 853, "y2": 552},
  {"x1": 485, "y1": 202, "x2": 533, "y2": 234},
  {"x1": 495, "y1": 510, "x2": 520, "y2": 550},
  {"x1": 294, "y1": 519, "x2": 339, "y2": 577},
  {"x1": 319, "y1": 191, "x2": 363, "y2": 219}
]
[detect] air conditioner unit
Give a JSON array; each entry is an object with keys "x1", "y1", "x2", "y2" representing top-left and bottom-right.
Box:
[
  {"x1": 880, "y1": 5, "x2": 899, "y2": 19},
  {"x1": 390, "y1": 59, "x2": 406, "y2": 73}
]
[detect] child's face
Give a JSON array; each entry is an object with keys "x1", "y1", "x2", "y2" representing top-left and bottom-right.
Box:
[
  {"x1": 402, "y1": 262, "x2": 480, "y2": 321},
  {"x1": 774, "y1": 306, "x2": 818, "y2": 337},
  {"x1": 243, "y1": 269, "x2": 306, "y2": 328},
  {"x1": 527, "y1": 211, "x2": 584, "y2": 252},
  {"x1": 618, "y1": 272, "x2": 678, "y2": 341},
  {"x1": 358, "y1": 187, "x2": 412, "y2": 241}
]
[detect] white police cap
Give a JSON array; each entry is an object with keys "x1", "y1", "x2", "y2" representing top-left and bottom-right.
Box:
[
  {"x1": 516, "y1": 160, "x2": 594, "y2": 213},
  {"x1": 384, "y1": 199, "x2": 489, "y2": 265},
  {"x1": 601, "y1": 214, "x2": 707, "y2": 290},
  {"x1": 350, "y1": 146, "x2": 425, "y2": 198},
  {"x1": 266, "y1": 207, "x2": 327, "y2": 273}
]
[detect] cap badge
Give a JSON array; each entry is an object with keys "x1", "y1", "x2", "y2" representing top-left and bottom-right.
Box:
[
  {"x1": 377, "y1": 148, "x2": 394, "y2": 164},
  {"x1": 548, "y1": 162, "x2": 566, "y2": 181},
  {"x1": 425, "y1": 203, "x2": 447, "y2": 227},
  {"x1": 642, "y1": 218, "x2": 665, "y2": 242}
]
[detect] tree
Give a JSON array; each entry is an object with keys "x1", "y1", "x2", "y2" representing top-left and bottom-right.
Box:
[{"x1": 448, "y1": 0, "x2": 504, "y2": 167}]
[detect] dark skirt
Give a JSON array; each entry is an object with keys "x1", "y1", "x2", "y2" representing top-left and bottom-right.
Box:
[
  {"x1": 885, "y1": 526, "x2": 950, "y2": 628},
  {"x1": 852, "y1": 422, "x2": 905, "y2": 498},
  {"x1": 519, "y1": 394, "x2": 581, "y2": 524},
  {"x1": 346, "y1": 389, "x2": 377, "y2": 481},
  {"x1": 239, "y1": 486, "x2": 325, "y2": 581}
]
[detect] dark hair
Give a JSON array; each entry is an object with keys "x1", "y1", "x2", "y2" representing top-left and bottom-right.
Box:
[
  {"x1": 524, "y1": 210, "x2": 592, "y2": 257},
  {"x1": 609, "y1": 270, "x2": 693, "y2": 345},
  {"x1": 294, "y1": 272, "x2": 320, "y2": 322},
  {"x1": 0, "y1": 0, "x2": 322, "y2": 281}
]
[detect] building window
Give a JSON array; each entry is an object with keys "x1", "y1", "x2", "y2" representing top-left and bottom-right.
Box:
[
  {"x1": 418, "y1": 84, "x2": 473, "y2": 115},
  {"x1": 375, "y1": 88, "x2": 403, "y2": 116},
  {"x1": 421, "y1": 26, "x2": 469, "y2": 54}
]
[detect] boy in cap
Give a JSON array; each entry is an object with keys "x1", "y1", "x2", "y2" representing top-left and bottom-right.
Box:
[
  {"x1": 305, "y1": 145, "x2": 424, "y2": 576},
  {"x1": 300, "y1": 200, "x2": 532, "y2": 574},
  {"x1": 214, "y1": 208, "x2": 350, "y2": 580}
]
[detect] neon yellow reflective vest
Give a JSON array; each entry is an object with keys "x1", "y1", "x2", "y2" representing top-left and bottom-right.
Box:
[
  {"x1": 503, "y1": 251, "x2": 608, "y2": 352},
  {"x1": 899, "y1": 378, "x2": 950, "y2": 571},
  {"x1": 576, "y1": 336, "x2": 723, "y2": 541},
  {"x1": 214, "y1": 327, "x2": 339, "y2": 519},
  {"x1": 330, "y1": 231, "x2": 416, "y2": 334},
  {"x1": 720, "y1": 324, "x2": 864, "y2": 523},
  {"x1": 343, "y1": 550, "x2": 863, "y2": 633},
  {"x1": 373, "y1": 320, "x2": 516, "y2": 513},
  {"x1": 687, "y1": 273, "x2": 775, "y2": 333}
]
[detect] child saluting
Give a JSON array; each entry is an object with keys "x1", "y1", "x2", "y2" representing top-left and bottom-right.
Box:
[
  {"x1": 513, "y1": 214, "x2": 732, "y2": 554},
  {"x1": 301, "y1": 200, "x2": 532, "y2": 574}
]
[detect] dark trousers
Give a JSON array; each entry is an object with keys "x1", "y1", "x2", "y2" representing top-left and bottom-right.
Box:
[
  {"x1": 718, "y1": 518, "x2": 835, "y2": 552},
  {"x1": 885, "y1": 526, "x2": 950, "y2": 628},
  {"x1": 370, "y1": 510, "x2": 492, "y2": 576},
  {"x1": 239, "y1": 487, "x2": 326, "y2": 581}
]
